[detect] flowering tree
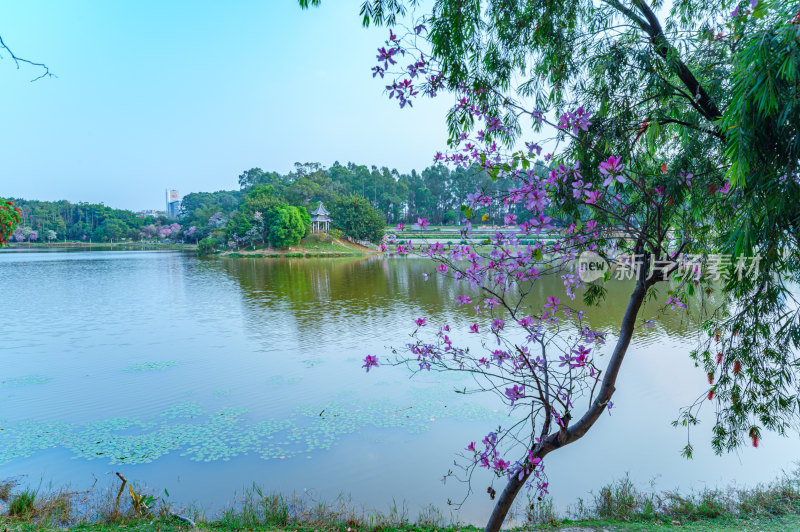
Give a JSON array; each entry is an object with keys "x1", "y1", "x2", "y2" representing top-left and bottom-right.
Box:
[
  {"x1": 0, "y1": 198, "x2": 22, "y2": 246},
  {"x1": 302, "y1": 1, "x2": 800, "y2": 529},
  {"x1": 140, "y1": 224, "x2": 157, "y2": 240}
]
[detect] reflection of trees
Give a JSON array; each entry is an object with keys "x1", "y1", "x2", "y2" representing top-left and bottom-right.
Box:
[{"x1": 202, "y1": 256, "x2": 702, "y2": 347}]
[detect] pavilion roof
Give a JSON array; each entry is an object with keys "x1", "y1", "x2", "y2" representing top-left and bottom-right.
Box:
[{"x1": 311, "y1": 202, "x2": 330, "y2": 216}]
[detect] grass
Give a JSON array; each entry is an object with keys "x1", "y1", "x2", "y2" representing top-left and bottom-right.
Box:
[
  {"x1": 226, "y1": 234, "x2": 371, "y2": 258},
  {"x1": 524, "y1": 468, "x2": 800, "y2": 530},
  {"x1": 8, "y1": 491, "x2": 36, "y2": 517},
  {"x1": 3, "y1": 469, "x2": 800, "y2": 531}
]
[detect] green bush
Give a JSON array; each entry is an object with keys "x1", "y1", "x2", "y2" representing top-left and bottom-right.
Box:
[
  {"x1": 197, "y1": 237, "x2": 219, "y2": 256},
  {"x1": 264, "y1": 205, "x2": 306, "y2": 248},
  {"x1": 330, "y1": 196, "x2": 385, "y2": 243},
  {"x1": 328, "y1": 228, "x2": 343, "y2": 240}
]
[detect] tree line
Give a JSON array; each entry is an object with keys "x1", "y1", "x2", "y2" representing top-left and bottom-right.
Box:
[
  {"x1": 9, "y1": 160, "x2": 531, "y2": 246},
  {"x1": 5, "y1": 198, "x2": 181, "y2": 243}
]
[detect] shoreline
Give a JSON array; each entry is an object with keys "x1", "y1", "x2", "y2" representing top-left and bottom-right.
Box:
[
  {"x1": 2, "y1": 470, "x2": 800, "y2": 531},
  {"x1": 4, "y1": 241, "x2": 196, "y2": 250}
]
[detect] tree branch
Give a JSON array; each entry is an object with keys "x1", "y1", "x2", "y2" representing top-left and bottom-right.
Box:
[{"x1": 0, "y1": 33, "x2": 54, "y2": 82}]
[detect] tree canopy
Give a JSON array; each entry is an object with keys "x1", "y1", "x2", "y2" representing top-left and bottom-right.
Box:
[{"x1": 330, "y1": 195, "x2": 386, "y2": 243}]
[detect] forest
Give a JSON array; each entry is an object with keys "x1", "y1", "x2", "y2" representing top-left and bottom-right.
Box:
[{"x1": 9, "y1": 161, "x2": 542, "y2": 245}]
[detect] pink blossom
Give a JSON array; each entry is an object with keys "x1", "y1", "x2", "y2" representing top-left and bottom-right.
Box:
[
  {"x1": 599, "y1": 156, "x2": 626, "y2": 187},
  {"x1": 362, "y1": 355, "x2": 379, "y2": 372},
  {"x1": 544, "y1": 296, "x2": 561, "y2": 311},
  {"x1": 584, "y1": 189, "x2": 602, "y2": 204},
  {"x1": 505, "y1": 384, "x2": 525, "y2": 405},
  {"x1": 456, "y1": 294, "x2": 472, "y2": 306}
]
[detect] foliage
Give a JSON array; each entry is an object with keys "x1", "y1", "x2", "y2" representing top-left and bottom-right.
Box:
[
  {"x1": 331, "y1": 195, "x2": 386, "y2": 243},
  {"x1": 9, "y1": 490, "x2": 36, "y2": 517},
  {"x1": 263, "y1": 205, "x2": 308, "y2": 248},
  {"x1": 197, "y1": 237, "x2": 219, "y2": 256},
  {"x1": 0, "y1": 198, "x2": 22, "y2": 245},
  {"x1": 227, "y1": 161, "x2": 526, "y2": 226},
  {"x1": 5, "y1": 198, "x2": 182, "y2": 242}
]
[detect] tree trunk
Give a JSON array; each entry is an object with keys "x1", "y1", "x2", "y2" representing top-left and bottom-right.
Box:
[{"x1": 484, "y1": 279, "x2": 649, "y2": 532}]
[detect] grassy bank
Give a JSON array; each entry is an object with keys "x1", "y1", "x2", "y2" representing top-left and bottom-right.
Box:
[
  {"x1": 223, "y1": 235, "x2": 375, "y2": 259},
  {"x1": 3, "y1": 469, "x2": 800, "y2": 531}
]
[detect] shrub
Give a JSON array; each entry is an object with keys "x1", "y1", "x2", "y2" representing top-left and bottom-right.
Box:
[
  {"x1": 197, "y1": 237, "x2": 219, "y2": 256},
  {"x1": 264, "y1": 205, "x2": 306, "y2": 249}
]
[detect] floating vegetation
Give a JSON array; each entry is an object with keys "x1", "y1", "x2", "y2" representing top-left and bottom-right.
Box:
[
  {"x1": 266, "y1": 376, "x2": 302, "y2": 387},
  {"x1": 0, "y1": 393, "x2": 501, "y2": 466},
  {"x1": 123, "y1": 361, "x2": 179, "y2": 372},
  {"x1": 0, "y1": 375, "x2": 51, "y2": 388}
]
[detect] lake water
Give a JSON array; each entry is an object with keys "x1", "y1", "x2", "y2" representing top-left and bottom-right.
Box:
[{"x1": 1, "y1": 249, "x2": 798, "y2": 524}]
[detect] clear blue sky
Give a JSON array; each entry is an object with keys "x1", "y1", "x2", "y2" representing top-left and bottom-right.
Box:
[{"x1": 0, "y1": 1, "x2": 452, "y2": 210}]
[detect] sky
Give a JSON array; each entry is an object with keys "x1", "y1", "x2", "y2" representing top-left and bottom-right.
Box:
[{"x1": 0, "y1": 1, "x2": 452, "y2": 210}]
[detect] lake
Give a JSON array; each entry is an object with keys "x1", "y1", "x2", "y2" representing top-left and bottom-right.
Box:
[{"x1": 1, "y1": 249, "x2": 798, "y2": 524}]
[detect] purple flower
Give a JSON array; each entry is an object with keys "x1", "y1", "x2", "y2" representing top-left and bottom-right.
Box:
[
  {"x1": 599, "y1": 156, "x2": 626, "y2": 187},
  {"x1": 544, "y1": 296, "x2": 561, "y2": 311},
  {"x1": 527, "y1": 450, "x2": 542, "y2": 468},
  {"x1": 469, "y1": 323, "x2": 479, "y2": 333},
  {"x1": 362, "y1": 355, "x2": 379, "y2": 372},
  {"x1": 505, "y1": 385, "x2": 525, "y2": 406},
  {"x1": 455, "y1": 294, "x2": 472, "y2": 306},
  {"x1": 415, "y1": 317, "x2": 427, "y2": 327},
  {"x1": 584, "y1": 189, "x2": 602, "y2": 204},
  {"x1": 665, "y1": 297, "x2": 687, "y2": 310},
  {"x1": 570, "y1": 345, "x2": 591, "y2": 367}
]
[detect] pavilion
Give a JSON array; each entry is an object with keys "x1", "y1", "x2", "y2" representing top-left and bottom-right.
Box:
[{"x1": 310, "y1": 202, "x2": 331, "y2": 233}]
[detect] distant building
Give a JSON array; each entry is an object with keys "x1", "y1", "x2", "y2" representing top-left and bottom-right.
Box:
[
  {"x1": 310, "y1": 202, "x2": 331, "y2": 233},
  {"x1": 166, "y1": 189, "x2": 181, "y2": 218},
  {"x1": 136, "y1": 209, "x2": 166, "y2": 218}
]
